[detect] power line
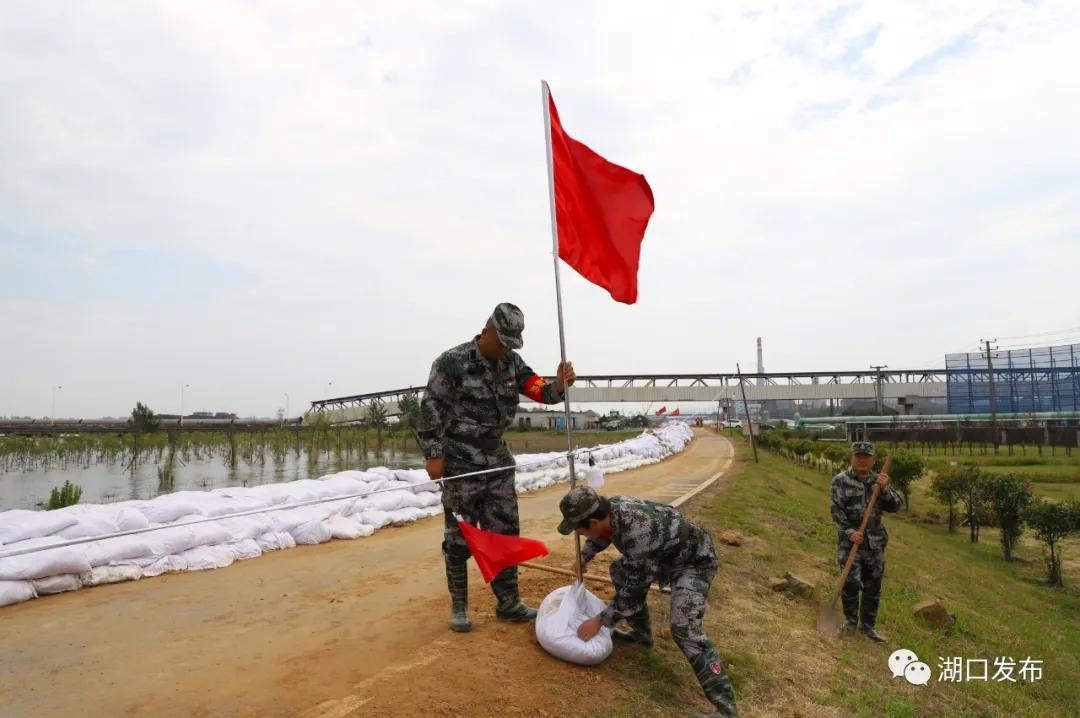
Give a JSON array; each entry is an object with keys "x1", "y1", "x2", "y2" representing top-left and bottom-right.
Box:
[{"x1": 996, "y1": 324, "x2": 1080, "y2": 341}]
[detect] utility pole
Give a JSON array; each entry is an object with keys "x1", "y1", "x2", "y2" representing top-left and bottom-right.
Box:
[
  {"x1": 736, "y1": 363, "x2": 759, "y2": 463},
  {"x1": 870, "y1": 365, "x2": 888, "y2": 415},
  {"x1": 983, "y1": 339, "x2": 999, "y2": 450}
]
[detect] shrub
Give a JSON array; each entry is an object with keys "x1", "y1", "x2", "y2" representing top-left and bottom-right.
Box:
[{"x1": 48, "y1": 480, "x2": 82, "y2": 509}]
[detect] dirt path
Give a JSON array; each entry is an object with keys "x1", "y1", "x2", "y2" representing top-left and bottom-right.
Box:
[{"x1": 0, "y1": 431, "x2": 734, "y2": 718}]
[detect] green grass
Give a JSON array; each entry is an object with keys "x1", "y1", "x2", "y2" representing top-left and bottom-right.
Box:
[{"x1": 684, "y1": 440, "x2": 1080, "y2": 718}]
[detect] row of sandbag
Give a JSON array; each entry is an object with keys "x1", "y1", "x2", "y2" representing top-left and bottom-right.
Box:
[{"x1": 0, "y1": 422, "x2": 694, "y2": 607}]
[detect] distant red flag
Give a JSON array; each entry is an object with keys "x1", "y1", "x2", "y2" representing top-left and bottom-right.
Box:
[
  {"x1": 670, "y1": 408, "x2": 681, "y2": 417},
  {"x1": 655, "y1": 406, "x2": 667, "y2": 415},
  {"x1": 547, "y1": 87, "x2": 655, "y2": 304},
  {"x1": 457, "y1": 519, "x2": 549, "y2": 583}
]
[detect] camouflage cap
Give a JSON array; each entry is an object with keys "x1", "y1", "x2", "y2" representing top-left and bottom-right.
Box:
[
  {"x1": 557, "y1": 486, "x2": 601, "y2": 535},
  {"x1": 851, "y1": 441, "x2": 876, "y2": 456},
  {"x1": 489, "y1": 302, "x2": 524, "y2": 349}
]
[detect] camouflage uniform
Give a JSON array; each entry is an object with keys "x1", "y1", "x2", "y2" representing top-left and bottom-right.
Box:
[
  {"x1": 559, "y1": 488, "x2": 739, "y2": 718},
  {"x1": 829, "y1": 443, "x2": 903, "y2": 635},
  {"x1": 420, "y1": 303, "x2": 564, "y2": 627}
]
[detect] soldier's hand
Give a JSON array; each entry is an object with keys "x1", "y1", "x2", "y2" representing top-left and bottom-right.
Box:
[
  {"x1": 556, "y1": 361, "x2": 576, "y2": 393},
  {"x1": 426, "y1": 457, "x2": 445, "y2": 480},
  {"x1": 851, "y1": 530, "x2": 864, "y2": 545},
  {"x1": 577, "y1": 616, "x2": 603, "y2": 641},
  {"x1": 876, "y1": 473, "x2": 889, "y2": 491}
]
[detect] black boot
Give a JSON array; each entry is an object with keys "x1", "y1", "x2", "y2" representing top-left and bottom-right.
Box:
[
  {"x1": 491, "y1": 566, "x2": 537, "y2": 621},
  {"x1": 690, "y1": 651, "x2": 739, "y2": 718},
  {"x1": 614, "y1": 609, "x2": 654, "y2": 647},
  {"x1": 445, "y1": 559, "x2": 472, "y2": 632},
  {"x1": 841, "y1": 592, "x2": 860, "y2": 632},
  {"x1": 859, "y1": 590, "x2": 885, "y2": 643}
]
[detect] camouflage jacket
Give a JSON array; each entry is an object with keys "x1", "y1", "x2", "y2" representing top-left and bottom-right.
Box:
[
  {"x1": 419, "y1": 337, "x2": 563, "y2": 466},
  {"x1": 829, "y1": 467, "x2": 903, "y2": 551},
  {"x1": 581, "y1": 496, "x2": 717, "y2": 628}
]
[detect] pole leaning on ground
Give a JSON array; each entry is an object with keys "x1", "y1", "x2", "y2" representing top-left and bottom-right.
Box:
[
  {"x1": 542, "y1": 79, "x2": 583, "y2": 581},
  {"x1": 736, "y1": 363, "x2": 759, "y2": 463}
]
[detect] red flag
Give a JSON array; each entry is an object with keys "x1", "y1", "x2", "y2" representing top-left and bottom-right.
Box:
[
  {"x1": 548, "y1": 88, "x2": 654, "y2": 304},
  {"x1": 458, "y1": 519, "x2": 549, "y2": 583},
  {"x1": 670, "y1": 408, "x2": 681, "y2": 417},
  {"x1": 655, "y1": 406, "x2": 667, "y2": 415}
]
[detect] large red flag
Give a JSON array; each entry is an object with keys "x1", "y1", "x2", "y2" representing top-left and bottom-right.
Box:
[
  {"x1": 457, "y1": 519, "x2": 549, "y2": 583},
  {"x1": 548, "y1": 88, "x2": 654, "y2": 304},
  {"x1": 655, "y1": 406, "x2": 667, "y2": 415}
]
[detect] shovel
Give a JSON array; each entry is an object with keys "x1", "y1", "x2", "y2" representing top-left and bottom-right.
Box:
[{"x1": 817, "y1": 455, "x2": 891, "y2": 637}]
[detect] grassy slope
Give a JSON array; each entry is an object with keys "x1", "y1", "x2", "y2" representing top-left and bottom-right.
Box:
[{"x1": 641, "y1": 440, "x2": 1080, "y2": 718}]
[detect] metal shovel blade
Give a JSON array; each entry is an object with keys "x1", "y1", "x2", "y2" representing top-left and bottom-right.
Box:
[{"x1": 817, "y1": 601, "x2": 843, "y2": 637}]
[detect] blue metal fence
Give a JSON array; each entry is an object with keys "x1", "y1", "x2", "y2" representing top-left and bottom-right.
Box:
[{"x1": 946, "y1": 343, "x2": 1080, "y2": 413}]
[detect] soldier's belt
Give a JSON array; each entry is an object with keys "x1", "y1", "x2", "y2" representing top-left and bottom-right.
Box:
[{"x1": 447, "y1": 431, "x2": 503, "y2": 452}]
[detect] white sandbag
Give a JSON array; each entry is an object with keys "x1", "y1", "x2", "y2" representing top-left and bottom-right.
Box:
[
  {"x1": 32, "y1": 573, "x2": 83, "y2": 595},
  {"x1": 217, "y1": 515, "x2": 273, "y2": 543},
  {"x1": 135, "y1": 495, "x2": 205, "y2": 524},
  {"x1": 325, "y1": 515, "x2": 363, "y2": 540},
  {"x1": 179, "y1": 545, "x2": 236, "y2": 571},
  {"x1": 0, "y1": 537, "x2": 92, "y2": 581},
  {"x1": 55, "y1": 506, "x2": 150, "y2": 539},
  {"x1": 80, "y1": 563, "x2": 143, "y2": 587},
  {"x1": 359, "y1": 510, "x2": 393, "y2": 529},
  {"x1": 292, "y1": 518, "x2": 332, "y2": 545},
  {"x1": 0, "y1": 509, "x2": 78, "y2": 545},
  {"x1": 84, "y1": 535, "x2": 155, "y2": 567},
  {"x1": 141, "y1": 554, "x2": 188, "y2": 577},
  {"x1": 0, "y1": 580, "x2": 36, "y2": 606},
  {"x1": 231, "y1": 539, "x2": 262, "y2": 561},
  {"x1": 535, "y1": 583, "x2": 613, "y2": 666}
]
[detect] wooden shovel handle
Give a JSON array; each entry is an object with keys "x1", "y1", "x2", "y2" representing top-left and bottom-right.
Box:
[{"x1": 831, "y1": 455, "x2": 891, "y2": 605}]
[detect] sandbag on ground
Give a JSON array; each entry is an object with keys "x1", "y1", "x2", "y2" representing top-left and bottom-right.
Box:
[{"x1": 535, "y1": 582, "x2": 613, "y2": 666}]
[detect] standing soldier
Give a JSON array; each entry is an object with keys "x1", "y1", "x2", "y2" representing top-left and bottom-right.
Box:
[
  {"x1": 420, "y1": 302, "x2": 575, "y2": 632},
  {"x1": 829, "y1": 441, "x2": 903, "y2": 643},
  {"x1": 558, "y1": 486, "x2": 739, "y2": 718}
]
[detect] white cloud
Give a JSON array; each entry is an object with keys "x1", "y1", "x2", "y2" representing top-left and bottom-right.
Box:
[{"x1": 1, "y1": 0, "x2": 1077, "y2": 417}]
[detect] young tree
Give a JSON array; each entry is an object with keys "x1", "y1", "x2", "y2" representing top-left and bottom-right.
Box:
[
  {"x1": 396, "y1": 392, "x2": 422, "y2": 442},
  {"x1": 884, "y1": 450, "x2": 925, "y2": 511},
  {"x1": 953, "y1": 463, "x2": 987, "y2": 543},
  {"x1": 366, "y1": 401, "x2": 388, "y2": 445},
  {"x1": 929, "y1": 468, "x2": 962, "y2": 533},
  {"x1": 981, "y1": 473, "x2": 1035, "y2": 561},
  {"x1": 1025, "y1": 499, "x2": 1075, "y2": 587},
  {"x1": 127, "y1": 402, "x2": 161, "y2": 470}
]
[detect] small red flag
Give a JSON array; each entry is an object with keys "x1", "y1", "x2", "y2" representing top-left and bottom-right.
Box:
[
  {"x1": 670, "y1": 408, "x2": 681, "y2": 417},
  {"x1": 457, "y1": 519, "x2": 549, "y2": 583},
  {"x1": 548, "y1": 88, "x2": 655, "y2": 304},
  {"x1": 655, "y1": 406, "x2": 667, "y2": 415}
]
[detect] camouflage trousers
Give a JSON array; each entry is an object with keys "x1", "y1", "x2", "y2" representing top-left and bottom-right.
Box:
[
  {"x1": 838, "y1": 543, "x2": 886, "y2": 628},
  {"x1": 440, "y1": 456, "x2": 522, "y2": 603},
  {"x1": 441, "y1": 456, "x2": 520, "y2": 559},
  {"x1": 609, "y1": 559, "x2": 739, "y2": 718}
]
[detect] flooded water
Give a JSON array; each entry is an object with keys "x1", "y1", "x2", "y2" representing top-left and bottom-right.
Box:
[{"x1": 0, "y1": 448, "x2": 426, "y2": 511}]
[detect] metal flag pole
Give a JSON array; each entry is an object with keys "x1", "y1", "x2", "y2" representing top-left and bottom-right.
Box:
[{"x1": 542, "y1": 79, "x2": 583, "y2": 581}]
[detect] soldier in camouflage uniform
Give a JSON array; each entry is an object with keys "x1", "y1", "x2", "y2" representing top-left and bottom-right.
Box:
[
  {"x1": 558, "y1": 486, "x2": 738, "y2": 718},
  {"x1": 420, "y1": 302, "x2": 575, "y2": 632},
  {"x1": 829, "y1": 441, "x2": 903, "y2": 643}
]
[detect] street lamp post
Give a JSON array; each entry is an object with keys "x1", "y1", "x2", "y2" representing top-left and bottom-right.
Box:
[
  {"x1": 284, "y1": 393, "x2": 290, "y2": 423},
  {"x1": 51, "y1": 385, "x2": 63, "y2": 425}
]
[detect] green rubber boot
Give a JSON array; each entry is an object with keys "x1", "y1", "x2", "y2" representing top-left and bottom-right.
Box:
[
  {"x1": 690, "y1": 651, "x2": 739, "y2": 718},
  {"x1": 491, "y1": 567, "x2": 537, "y2": 622},
  {"x1": 614, "y1": 609, "x2": 654, "y2": 647},
  {"x1": 445, "y1": 559, "x2": 472, "y2": 633}
]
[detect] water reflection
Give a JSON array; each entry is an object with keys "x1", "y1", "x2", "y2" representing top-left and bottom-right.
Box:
[{"x1": 0, "y1": 448, "x2": 426, "y2": 511}]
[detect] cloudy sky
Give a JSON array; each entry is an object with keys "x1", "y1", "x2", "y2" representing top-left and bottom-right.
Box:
[{"x1": 2, "y1": 1, "x2": 1078, "y2": 419}]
